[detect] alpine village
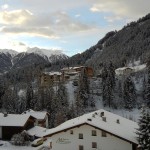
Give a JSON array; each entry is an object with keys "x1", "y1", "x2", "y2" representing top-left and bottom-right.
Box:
[{"x1": 0, "y1": 2, "x2": 150, "y2": 150}]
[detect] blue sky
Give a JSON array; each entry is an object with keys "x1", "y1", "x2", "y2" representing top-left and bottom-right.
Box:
[{"x1": 0, "y1": 0, "x2": 150, "y2": 56}]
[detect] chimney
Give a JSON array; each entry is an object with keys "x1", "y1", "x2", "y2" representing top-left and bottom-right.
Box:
[
  {"x1": 116, "y1": 119, "x2": 120, "y2": 124},
  {"x1": 100, "y1": 112, "x2": 104, "y2": 117},
  {"x1": 102, "y1": 116, "x2": 106, "y2": 122},
  {"x1": 87, "y1": 118, "x2": 92, "y2": 121},
  {"x1": 92, "y1": 114, "x2": 95, "y2": 118}
]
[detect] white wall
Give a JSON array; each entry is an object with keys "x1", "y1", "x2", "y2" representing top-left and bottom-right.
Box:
[
  {"x1": 50, "y1": 124, "x2": 133, "y2": 150},
  {"x1": 0, "y1": 127, "x2": 2, "y2": 139}
]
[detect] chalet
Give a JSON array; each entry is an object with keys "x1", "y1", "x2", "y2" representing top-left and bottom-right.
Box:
[
  {"x1": 23, "y1": 109, "x2": 49, "y2": 128},
  {"x1": 0, "y1": 113, "x2": 35, "y2": 140},
  {"x1": 115, "y1": 67, "x2": 134, "y2": 76},
  {"x1": 41, "y1": 72, "x2": 62, "y2": 86},
  {"x1": 42, "y1": 109, "x2": 138, "y2": 150}
]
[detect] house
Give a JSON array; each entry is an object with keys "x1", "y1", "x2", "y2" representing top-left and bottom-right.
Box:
[
  {"x1": 41, "y1": 72, "x2": 62, "y2": 86},
  {"x1": 23, "y1": 109, "x2": 49, "y2": 128},
  {"x1": 42, "y1": 109, "x2": 138, "y2": 150},
  {"x1": 61, "y1": 66, "x2": 93, "y2": 80},
  {"x1": 115, "y1": 67, "x2": 134, "y2": 76},
  {"x1": 0, "y1": 113, "x2": 35, "y2": 140}
]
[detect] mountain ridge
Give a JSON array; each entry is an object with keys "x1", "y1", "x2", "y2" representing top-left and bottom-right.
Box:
[{"x1": 0, "y1": 48, "x2": 69, "y2": 73}]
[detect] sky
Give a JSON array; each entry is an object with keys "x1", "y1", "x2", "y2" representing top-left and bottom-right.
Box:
[{"x1": 0, "y1": 0, "x2": 150, "y2": 56}]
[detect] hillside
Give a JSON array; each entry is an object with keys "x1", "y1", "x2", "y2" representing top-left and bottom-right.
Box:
[{"x1": 53, "y1": 13, "x2": 150, "y2": 72}]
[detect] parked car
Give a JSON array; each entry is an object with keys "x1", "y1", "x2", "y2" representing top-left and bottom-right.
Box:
[{"x1": 31, "y1": 138, "x2": 44, "y2": 147}]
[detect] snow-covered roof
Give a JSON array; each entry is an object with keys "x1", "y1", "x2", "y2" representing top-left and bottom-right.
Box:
[
  {"x1": 0, "y1": 113, "x2": 31, "y2": 127},
  {"x1": 23, "y1": 110, "x2": 48, "y2": 120},
  {"x1": 132, "y1": 64, "x2": 146, "y2": 72},
  {"x1": 61, "y1": 66, "x2": 85, "y2": 71},
  {"x1": 27, "y1": 126, "x2": 48, "y2": 137},
  {"x1": 115, "y1": 64, "x2": 146, "y2": 74},
  {"x1": 43, "y1": 109, "x2": 138, "y2": 144},
  {"x1": 115, "y1": 67, "x2": 133, "y2": 71},
  {"x1": 44, "y1": 72, "x2": 62, "y2": 76}
]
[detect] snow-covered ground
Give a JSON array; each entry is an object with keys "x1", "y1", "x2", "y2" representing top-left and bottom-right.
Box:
[
  {"x1": 0, "y1": 139, "x2": 51, "y2": 150},
  {"x1": 65, "y1": 81, "x2": 77, "y2": 104}
]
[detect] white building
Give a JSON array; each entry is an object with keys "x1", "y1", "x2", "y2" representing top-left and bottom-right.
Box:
[{"x1": 43, "y1": 109, "x2": 138, "y2": 150}]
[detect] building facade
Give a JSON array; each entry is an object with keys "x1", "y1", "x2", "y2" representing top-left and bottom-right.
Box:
[
  {"x1": 49, "y1": 124, "x2": 136, "y2": 150},
  {"x1": 43, "y1": 109, "x2": 138, "y2": 150}
]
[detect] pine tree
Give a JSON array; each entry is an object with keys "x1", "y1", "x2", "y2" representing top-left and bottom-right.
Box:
[
  {"x1": 78, "y1": 68, "x2": 90, "y2": 108},
  {"x1": 55, "y1": 83, "x2": 69, "y2": 126},
  {"x1": 102, "y1": 66, "x2": 108, "y2": 106},
  {"x1": 75, "y1": 88, "x2": 84, "y2": 116},
  {"x1": 136, "y1": 106, "x2": 150, "y2": 150},
  {"x1": 123, "y1": 76, "x2": 136, "y2": 110},
  {"x1": 145, "y1": 68, "x2": 150, "y2": 107},
  {"x1": 26, "y1": 82, "x2": 33, "y2": 110},
  {"x1": 102, "y1": 63, "x2": 115, "y2": 108}
]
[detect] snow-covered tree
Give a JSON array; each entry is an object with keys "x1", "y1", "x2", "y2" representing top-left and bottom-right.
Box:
[
  {"x1": 102, "y1": 62, "x2": 115, "y2": 108},
  {"x1": 54, "y1": 82, "x2": 69, "y2": 126},
  {"x1": 123, "y1": 76, "x2": 136, "y2": 110},
  {"x1": 78, "y1": 68, "x2": 90, "y2": 108},
  {"x1": 11, "y1": 131, "x2": 30, "y2": 146},
  {"x1": 145, "y1": 68, "x2": 150, "y2": 107},
  {"x1": 2, "y1": 87, "x2": 19, "y2": 113},
  {"x1": 26, "y1": 82, "x2": 33, "y2": 110},
  {"x1": 136, "y1": 106, "x2": 150, "y2": 149}
]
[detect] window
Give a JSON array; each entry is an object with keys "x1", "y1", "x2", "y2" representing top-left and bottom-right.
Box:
[
  {"x1": 79, "y1": 133, "x2": 83, "y2": 139},
  {"x1": 92, "y1": 142, "x2": 97, "y2": 148},
  {"x1": 102, "y1": 131, "x2": 107, "y2": 137},
  {"x1": 92, "y1": 130, "x2": 97, "y2": 136},
  {"x1": 70, "y1": 130, "x2": 73, "y2": 134},
  {"x1": 79, "y1": 145, "x2": 84, "y2": 150}
]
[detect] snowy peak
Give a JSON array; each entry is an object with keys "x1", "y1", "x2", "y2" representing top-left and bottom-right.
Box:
[
  {"x1": 0, "y1": 49, "x2": 18, "y2": 57},
  {"x1": 26, "y1": 47, "x2": 68, "y2": 58}
]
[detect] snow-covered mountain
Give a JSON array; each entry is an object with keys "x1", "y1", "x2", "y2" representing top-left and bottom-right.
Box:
[
  {"x1": 0, "y1": 48, "x2": 69, "y2": 73},
  {"x1": 0, "y1": 49, "x2": 18, "y2": 57},
  {"x1": 26, "y1": 47, "x2": 69, "y2": 62}
]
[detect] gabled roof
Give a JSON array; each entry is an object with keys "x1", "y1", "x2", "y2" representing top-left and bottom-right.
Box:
[
  {"x1": 23, "y1": 109, "x2": 48, "y2": 120},
  {"x1": 115, "y1": 67, "x2": 133, "y2": 71},
  {"x1": 0, "y1": 113, "x2": 31, "y2": 127},
  {"x1": 43, "y1": 109, "x2": 138, "y2": 144},
  {"x1": 44, "y1": 72, "x2": 62, "y2": 76}
]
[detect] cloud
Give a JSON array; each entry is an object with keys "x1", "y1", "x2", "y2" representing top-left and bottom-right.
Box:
[
  {"x1": 1, "y1": 4, "x2": 9, "y2": 10},
  {"x1": 104, "y1": 16, "x2": 123, "y2": 23},
  {"x1": 0, "y1": 38, "x2": 27, "y2": 52},
  {"x1": 0, "y1": 9, "x2": 93, "y2": 39},
  {"x1": 90, "y1": 0, "x2": 150, "y2": 20},
  {"x1": 0, "y1": 9, "x2": 32, "y2": 25}
]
